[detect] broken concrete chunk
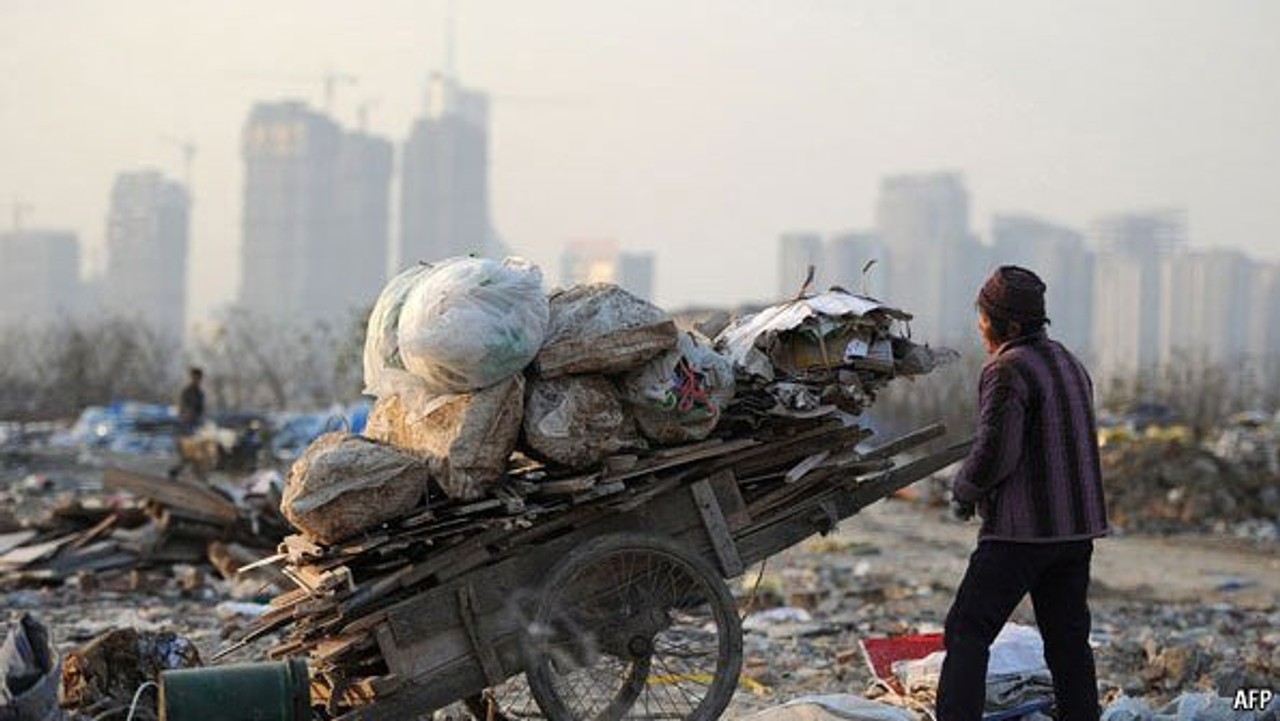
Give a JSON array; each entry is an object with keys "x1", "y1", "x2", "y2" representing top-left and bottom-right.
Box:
[
  {"x1": 281, "y1": 432, "x2": 429, "y2": 545},
  {"x1": 535, "y1": 283, "x2": 678, "y2": 378}
]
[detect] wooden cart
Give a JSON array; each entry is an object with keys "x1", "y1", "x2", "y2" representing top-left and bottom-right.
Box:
[{"x1": 255, "y1": 419, "x2": 971, "y2": 721}]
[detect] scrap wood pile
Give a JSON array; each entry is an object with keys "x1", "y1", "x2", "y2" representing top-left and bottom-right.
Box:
[
  {"x1": 0, "y1": 466, "x2": 289, "y2": 588},
  {"x1": 224, "y1": 257, "x2": 956, "y2": 708}
]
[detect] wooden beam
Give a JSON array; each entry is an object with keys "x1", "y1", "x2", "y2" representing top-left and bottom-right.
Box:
[{"x1": 691, "y1": 475, "x2": 744, "y2": 578}]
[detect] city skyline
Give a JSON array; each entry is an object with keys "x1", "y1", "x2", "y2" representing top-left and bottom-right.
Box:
[
  {"x1": 781, "y1": 185, "x2": 1280, "y2": 379},
  {"x1": 2, "y1": 1, "x2": 1278, "y2": 324}
]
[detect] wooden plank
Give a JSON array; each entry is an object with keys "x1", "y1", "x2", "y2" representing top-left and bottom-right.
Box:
[
  {"x1": 859, "y1": 422, "x2": 947, "y2": 460},
  {"x1": 103, "y1": 467, "x2": 239, "y2": 523},
  {"x1": 652, "y1": 438, "x2": 724, "y2": 459},
  {"x1": 784, "y1": 451, "x2": 830, "y2": 484},
  {"x1": 0, "y1": 530, "x2": 37, "y2": 556},
  {"x1": 709, "y1": 467, "x2": 750, "y2": 530},
  {"x1": 532, "y1": 474, "x2": 597, "y2": 496},
  {"x1": 734, "y1": 438, "x2": 974, "y2": 566},
  {"x1": 691, "y1": 475, "x2": 744, "y2": 577},
  {"x1": 847, "y1": 438, "x2": 973, "y2": 506},
  {"x1": 457, "y1": 584, "x2": 504, "y2": 686},
  {"x1": 0, "y1": 533, "x2": 78, "y2": 569},
  {"x1": 601, "y1": 437, "x2": 758, "y2": 484}
]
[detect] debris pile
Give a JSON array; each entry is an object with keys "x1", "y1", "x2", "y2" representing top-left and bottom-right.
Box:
[
  {"x1": 228, "y1": 257, "x2": 956, "y2": 716},
  {"x1": 59, "y1": 627, "x2": 201, "y2": 719},
  {"x1": 1100, "y1": 437, "x2": 1280, "y2": 535},
  {"x1": 0, "y1": 466, "x2": 288, "y2": 590}
]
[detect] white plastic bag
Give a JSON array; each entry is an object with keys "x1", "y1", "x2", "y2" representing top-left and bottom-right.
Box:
[
  {"x1": 621, "y1": 332, "x2": 734, "y2": 444},
  {"x1": 397, "y1": 257, "x2": 549, "y2": 395},
  {"x1": 363, "y1": 263, "x2": 434, "y2": 398}
]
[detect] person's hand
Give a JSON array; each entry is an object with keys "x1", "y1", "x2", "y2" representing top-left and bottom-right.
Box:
[{"x1": 950, "y1": 498, "x2": 975, "y2": 522}]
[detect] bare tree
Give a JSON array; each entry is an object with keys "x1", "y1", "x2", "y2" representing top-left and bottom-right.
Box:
[
  {"x1": 0, "y1": 315, "x2": 181, "y2": 420},
  {"x1": 189, "y1": 307, "x2": 369, "y2": 412}
]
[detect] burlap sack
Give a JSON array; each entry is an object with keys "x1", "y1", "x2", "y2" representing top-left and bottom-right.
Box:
[
  {"x1": 365, "y1": 375, "x2": 524, "y2": 500},
  {"x1": 281, "y1": 432, "x2": 428, "y2": 544},
  {"x1": 523, "y1": 375, "x2": 644, "y2": 469}
]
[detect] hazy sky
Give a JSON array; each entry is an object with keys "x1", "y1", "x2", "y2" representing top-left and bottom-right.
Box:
[{"x1": 2, "y1": 0, "x2": 1279, "y2": 322}]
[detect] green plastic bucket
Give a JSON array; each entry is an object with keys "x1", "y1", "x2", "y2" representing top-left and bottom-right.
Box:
[{"x1": 159, "y1": 657, "x2": 310, "y2": 721}]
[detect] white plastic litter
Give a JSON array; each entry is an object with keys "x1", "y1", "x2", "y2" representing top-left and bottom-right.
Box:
[
  {"x1": 363, "y1": 263, "x2": 434, "y2": 398},
  {"x1": 893, "y1": 622, "x2": 1047, "y2": 690},
  {"x1": 398, "y1": 256, "x2": 548, "y2": 395}
]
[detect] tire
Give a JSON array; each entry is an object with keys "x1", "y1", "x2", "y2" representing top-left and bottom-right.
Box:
[{"x1": 522, "y1": 533, "x2": 742, "y2": 721}]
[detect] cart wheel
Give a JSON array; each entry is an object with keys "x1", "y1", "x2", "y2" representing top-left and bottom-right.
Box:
[{"x1": 522, "y1": 534, "x2": 743, "y2": 721}]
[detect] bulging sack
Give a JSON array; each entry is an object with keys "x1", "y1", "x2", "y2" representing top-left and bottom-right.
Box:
[
  {"x1": 523, "y1": 375, "x2": 644, "y2": 469},
  {"x1": 396, "y1": 257, "x2": 549, "y2": 395},
  {"x1": 621, "y1": 332, "x2": 735, "y2": 444},
  {"x1": 281, "y1": 432, "x2": 428, "y2": 545},
  {"x1": 365, "y1": 376, "x2": 524, "y2": 501},
  {"x1": 534, "y1": 283, "x2": 678, "y2": 378}
]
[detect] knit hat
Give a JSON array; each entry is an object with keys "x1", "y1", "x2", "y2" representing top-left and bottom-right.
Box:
[{"x1": 977, "y1": 265, "x2": 1047, "y2": 324}]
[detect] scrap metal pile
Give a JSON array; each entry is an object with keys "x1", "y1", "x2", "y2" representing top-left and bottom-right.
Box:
[{"x1": 224, "y1": 257, "x2": 956, "y2": 712}]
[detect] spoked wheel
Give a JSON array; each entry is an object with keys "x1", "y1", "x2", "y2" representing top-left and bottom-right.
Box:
[{"x1": 522, "y1": 534, "x2": 743, "y2": 721}]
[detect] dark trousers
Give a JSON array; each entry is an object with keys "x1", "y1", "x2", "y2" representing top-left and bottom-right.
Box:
[{"x1": 936, "y1": 539, "x2": 1099, "y2": 721}]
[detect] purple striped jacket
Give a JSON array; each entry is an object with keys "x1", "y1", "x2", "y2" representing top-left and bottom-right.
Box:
[{"x1": 951, "y1": 330, "x2": 1109, "y2": 542}]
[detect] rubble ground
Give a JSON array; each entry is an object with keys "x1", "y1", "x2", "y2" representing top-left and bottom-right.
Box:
[
  {"x1": 723, "y1": 496, "x2": 1280, "y2": 716},
  {"x1": 7, "y1": 467, "x2": 1277, "y2": 717}
]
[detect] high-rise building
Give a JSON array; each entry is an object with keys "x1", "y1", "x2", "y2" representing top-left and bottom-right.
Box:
[
  {"x1": 335, "y1": 131, "x2": 394, "y2": 308},
  {"x1": 1090, "y1": 209, "x2": 1186, "y2": 379},
  {"x1": 239, "y1": 101, "x2": 392, "y2": 320},
  {"x1": 618, "y1": 253, "x2": 656, "y2": 302},
  {"x1": 559, "y1": 239, "x2": 655, "y2": 300},
  {"x1": 1160, "y1": 249, "x2": 1254, "y2": 367},
  {"x1": 826, "y1": 231, "x2": 891, "y2": 299},
  {"x1": 1250, "y1": 263, "x2": 1280, "y2": 360},
  {"x1": 874, "y1": 172, "x2": 981, "y2": 341},
  {"x1": 778, "y1": 232, "x2": 823, "y2": 298},
  {"x1": 0, "y1": 229, "x2": 80, "y2": 327},
  {"x1": 399, "y1": 74, "x2": 497, "y2": 269},
  {"x1": 991, "y1": 214, "x2": 1094, "y2": 354},
  {"x1": 103, "y1": 169, "x2": 190, "y2": 340}
]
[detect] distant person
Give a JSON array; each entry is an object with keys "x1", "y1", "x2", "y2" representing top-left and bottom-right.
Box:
[
  {"x1": 169, "y1": 367, "x2": 206, "y2": 479},
  {"x1": 178, "y1": 367, "x2": 205, "y2": 434},
  {"x1": 938, "y1": 266, "x2": 1108, "y2": 720}
]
